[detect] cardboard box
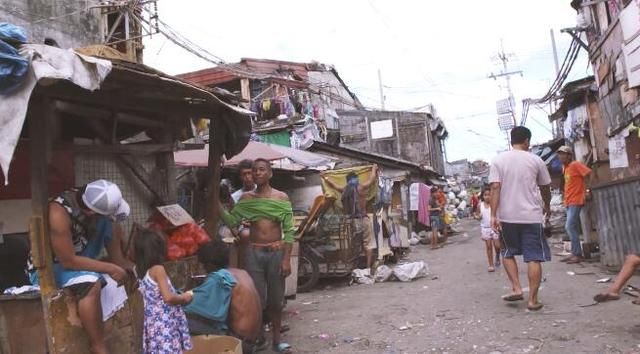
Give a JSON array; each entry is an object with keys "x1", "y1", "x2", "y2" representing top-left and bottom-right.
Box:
[{"x1": 188, "y1": 335, "x2": 242, "y2": 354}]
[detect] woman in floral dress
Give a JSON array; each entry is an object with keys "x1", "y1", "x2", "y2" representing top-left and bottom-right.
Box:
[{"x1": 135, "y1": 229, "x2": 193, "y2": 354}]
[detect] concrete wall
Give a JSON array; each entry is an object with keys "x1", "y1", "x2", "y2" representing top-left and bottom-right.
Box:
[
  {"x1": 445, "y1": 159, "x2": 471, "y2": 179},
  {"x1": 1, "y1": 0, "x2": 102, "y2": 49},
  {"x1": 337, "y1": 110, "x2": 446, "y2": 175}
]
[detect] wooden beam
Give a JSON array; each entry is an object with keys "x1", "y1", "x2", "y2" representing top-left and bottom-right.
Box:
[
  {"x1": 73, "y1": 143, "x2": 175, "y2": 155},
  {"x1": 28, "y1": 94, "x2": 57, "y2": 352},
  {"x1": 205, "y1": 110, "x2": 226, "y2": 236},
  {"x1": 55, "y1": 101, "x2": 165, "y2": 128},
  {"x1": 240, "y1": 78, "x2": 251, "y2": 108}
]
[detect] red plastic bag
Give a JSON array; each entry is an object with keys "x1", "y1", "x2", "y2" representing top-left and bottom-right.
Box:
[
  {"x1": 167, "y1": 242, "x2": 185, "y2": 261},
  {"x1": 185, "y1": 242, "x2": 199, "y2": 256}
]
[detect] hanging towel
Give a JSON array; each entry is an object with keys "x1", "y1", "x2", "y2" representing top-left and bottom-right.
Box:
[{"x1": 417, "y1": 183, "x2": 431, "y2": 226}]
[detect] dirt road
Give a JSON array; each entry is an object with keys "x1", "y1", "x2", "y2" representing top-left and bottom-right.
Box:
[{"x1": 279, "y1": 219, "x2": 640, "y2": 354}]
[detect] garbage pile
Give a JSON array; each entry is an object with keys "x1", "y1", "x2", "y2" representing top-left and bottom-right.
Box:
[
  {"x1": 444, "y1": 180, "x2": 472, "y2": 222},
  {"x1": 548, "y1": 193, "x2": 567, "y2": 239},
  {"x1": 351, "y1": 261, "x2": 429, "y2": 285}
]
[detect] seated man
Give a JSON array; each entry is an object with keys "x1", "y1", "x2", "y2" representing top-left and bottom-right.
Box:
[
  {"x1": 185, "y1": 241, "x2": 262, "y2": 353},
  {"x1": 594, "y1": 254, "x2": 640, "y2": 304},
  {"x1": 30, "y1": 179, "x2": 134, "y2": 354}
]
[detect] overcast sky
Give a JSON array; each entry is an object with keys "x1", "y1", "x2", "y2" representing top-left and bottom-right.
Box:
[{"x1": 144, "y1": 0, "x2": 591, "y2": 163}]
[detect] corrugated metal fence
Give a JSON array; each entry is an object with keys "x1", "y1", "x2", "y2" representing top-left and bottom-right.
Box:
[{"x1": 593, "y1": 177, "x2": 640, "y2": 269}]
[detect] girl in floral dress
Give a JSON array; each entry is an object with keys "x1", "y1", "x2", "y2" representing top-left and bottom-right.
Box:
[{"x1": 135, "y1": 229, "x2": 193, "y2": 354}]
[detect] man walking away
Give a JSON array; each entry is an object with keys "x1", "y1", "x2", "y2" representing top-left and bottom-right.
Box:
[
  {"x1": 557, "y1": 146, "x2": 591, "y2": 264},
  {"x1": 489, "y1": 126, "x2": 552, "y2": 311}
]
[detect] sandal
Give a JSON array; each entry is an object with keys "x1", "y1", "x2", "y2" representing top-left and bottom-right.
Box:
[
  {"x1": 274, "y1": 342, "x2": 293, "y2": 353},
  {"x1": 488, "y1": 266, "x2": 495, "y2": 272},
  {"x1": 593, "y1": 293, "x2": 620, "y2": 303},
  {"x1": 633, "y1": 299, "x2": 640, "y2": 305},
  {"x1": 502, "y1": 293, "x2": 524, "y2": 302},
  {"x1": 527, "y1": 302, "x2": 544, "y2": 311}
]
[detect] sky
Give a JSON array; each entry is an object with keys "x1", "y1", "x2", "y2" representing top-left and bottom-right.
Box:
[{"x1": 143, "y1": 0, "x2": 592, "y2": 163}]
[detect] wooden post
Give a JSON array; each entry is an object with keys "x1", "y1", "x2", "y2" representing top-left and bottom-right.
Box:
[
  {"x1": 204, "y1": 114, "x2": 226, "y2": 236},
  {"x1": 28, "y1": 94, "x2": 57, "y2": 352},
  {"x1": 240, "y1": 79, "x2": 251, "y2": 109},
  {"x1": 157, "y1": 128, "x2": 177, "y2": 204}
]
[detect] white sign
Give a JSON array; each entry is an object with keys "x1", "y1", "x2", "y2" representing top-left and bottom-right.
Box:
[
  {"x1": 498, "y1": 114, "x2": 515, "y2": 131},
  {"x1": 496, "y1": 97, "x2": 514, "y2": 115},
  {"x1": 370, "y1": 119, "x2": 394, "y2": 139},
  {"x1": 156, "y1": 204, "x2": 194, "y2": 226},
  {"x1": 609, "y1": 130, "x2": 630, "y2": 169}
]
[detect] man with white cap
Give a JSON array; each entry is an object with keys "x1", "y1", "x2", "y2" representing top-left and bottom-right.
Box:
[
  {"x1": 29, "y1": 179, "x2": 134, "y2": 354},
  {"x1": 557, "y1": 146, "x2": 592, "y2": 264}
]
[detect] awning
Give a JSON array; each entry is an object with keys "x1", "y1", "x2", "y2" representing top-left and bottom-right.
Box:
[
  {"x1": 175, "y1": 141, "x2": 336, "y2": 170},
  {"x1": 0, "y1": 44, "x2": 254, "y2": 185}
]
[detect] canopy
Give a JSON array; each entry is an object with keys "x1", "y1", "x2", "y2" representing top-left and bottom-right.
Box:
[{"x1": 175, "y1": 141, "x2": 336, "y2": 171}]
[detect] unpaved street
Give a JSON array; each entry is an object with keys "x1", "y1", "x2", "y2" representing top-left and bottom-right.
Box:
[{"x1": 281, "y1": 220, "x2": 640, "y2": 354}]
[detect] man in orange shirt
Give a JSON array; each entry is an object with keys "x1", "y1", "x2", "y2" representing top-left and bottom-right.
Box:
[{"x1": 557, "y1": 146, "x2": 591, "y2": 264}]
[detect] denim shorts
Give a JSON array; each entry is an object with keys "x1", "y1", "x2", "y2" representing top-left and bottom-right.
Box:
[
  {"x1": 430, "y1": 215, "x2": 442, "y2": 230},
  {"x1": 501, "y1": 223, "x2": 551, "y2": 263}
]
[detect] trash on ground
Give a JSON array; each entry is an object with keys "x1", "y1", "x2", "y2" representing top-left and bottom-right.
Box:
[
  {"x1": 596, "y1": 277, "x2": 612, "y2": 283},
  {"x1": 351, "y1": 268, "x2": 375, "y2": 285},
  {"x1": 566, "y1": 271, "x2": 576, "y2": 276},
  {"x1": 375, "y1": 265, "x2": 394, "y2": 283},
  {"x1": 318, "y1": 334, "x2": 329, "y2": 339},
  {"x1": 393, "y1": 261, "x2": 429, "y2": 282}
]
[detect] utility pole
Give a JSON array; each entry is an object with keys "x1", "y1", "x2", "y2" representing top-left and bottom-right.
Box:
[
  {"x1": 550, "y1": 29, "x2": 560, "y2": 75},
  {"x1": 378, "y1": 69, "x2": 385, "y2": 110},
  {"x1": 488, "y1": 41, "x2": 523, "y2": 126}
]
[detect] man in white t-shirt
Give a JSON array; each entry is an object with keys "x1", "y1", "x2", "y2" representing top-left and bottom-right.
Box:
[
  {"x1": 232, "y1": 159, "x2": 257, "y2": 203},
  {"x1": 489, "y1": 126, "x2": 552, "y2": 311}
]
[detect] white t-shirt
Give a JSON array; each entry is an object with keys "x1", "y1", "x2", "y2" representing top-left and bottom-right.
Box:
[
  {"x1": 479, "y1": 202, "x2": 492, "y2": 228},
  {"x1": 231, "y1": 185, "x2": 256, "y2": 203},
  {"x1": 488, "y1": 150, "x2": 552, "y2": 224}
]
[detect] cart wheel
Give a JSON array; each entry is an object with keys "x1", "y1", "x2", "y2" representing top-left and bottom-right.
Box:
[{"x1": 297, "y1": 251, "x2": 319, "y2": 293}]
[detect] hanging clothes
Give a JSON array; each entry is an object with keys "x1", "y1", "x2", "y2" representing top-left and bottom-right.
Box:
[{"x1": 417, "y1": 183, "x2": 431, "y2": 226}]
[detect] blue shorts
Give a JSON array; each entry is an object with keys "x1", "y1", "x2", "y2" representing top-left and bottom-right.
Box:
[
  {"x1": 430, "y1": 215, "x2": 442, "y2": 230},
  {"x1": 500, "y1": 223, "x2": 551, "y2": 263}
]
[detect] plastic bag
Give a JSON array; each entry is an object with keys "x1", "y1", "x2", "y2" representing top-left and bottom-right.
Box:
[
  {"x1": 351, "y1": 268, "x2": 374, "y2": 285},
  {"x1": 393, "y1": 261, "x2": 429, "y2": 282},
  {"x1": 374, "y1": 265, "x2": 394, "y2": 283},
  {"x1": 167, "y1": 242, "x2": 185, "y2": 261}
]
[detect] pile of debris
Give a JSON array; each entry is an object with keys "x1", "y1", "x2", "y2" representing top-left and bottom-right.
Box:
[
  {"x1": 444, "y1": 181, "x2": 471, "y2": 221},
  {"x1": 548, "y1": 193, "x2": 567, "y2": 239}
]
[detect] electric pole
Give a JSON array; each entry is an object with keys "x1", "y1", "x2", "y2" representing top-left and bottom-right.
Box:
[
  {"x1": 488, "y1": 41, "x2": 523, "y2": 127},
  {"x1": 378, "y1": 69, "x2": 385, "y2": 110},
  {"x1": 550, "y1": 29, "x2": 560, "y2": 75}
]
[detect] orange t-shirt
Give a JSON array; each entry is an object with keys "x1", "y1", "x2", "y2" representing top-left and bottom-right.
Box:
[
  {"x1": 563, "y1": 161, "x2": 591, "y2": 206},
  {"x1": 436, "y1": 191, "x2": 447, "y2": 207}
]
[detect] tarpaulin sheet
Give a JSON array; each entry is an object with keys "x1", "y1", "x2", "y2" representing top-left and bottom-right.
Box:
[
  {"x1": 321, "y1": 165, "x2": 378, "y2": 209},
  {"x1": 0, "y1": 44, "x2": 112, "y2": 185}
]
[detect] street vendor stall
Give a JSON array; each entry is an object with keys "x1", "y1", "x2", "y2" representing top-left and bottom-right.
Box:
[{"x1": 0, "y1": 44, "x2": 252, "y2": 354}]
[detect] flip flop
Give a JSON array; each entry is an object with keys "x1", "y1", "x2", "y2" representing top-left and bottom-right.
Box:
[
  {"x1": 274, "y1": 342, "x2": 292, "y2": 353},
  {"x1": 566, "y1": 258, "x2": 582, "y2": 264},
  {"x1": 488, "y1": 267, "x2": 495, "y2": 272},
  {"x1": 632, "y1": 299, "x2": 640, "y2": 305},
  {"x1": 593, "y1": 293, "x2": 620, "y2": 303},
  {"x1": 502, "y1": 293, "x2": 524, "y2": 302},
  {"x1": 527, "y1": 303, "x2": 544, "y2": 311}
]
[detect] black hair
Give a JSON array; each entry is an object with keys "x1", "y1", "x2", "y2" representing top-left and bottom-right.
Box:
[
  {"x1": 75, "y1": 185, "x2": 90, "y2": 211},
  {"x1": 238, "y1": 159, "x2": 254, "y2": 171},
  {"x1": 346, "y1": 172, "x2": 357, "y2": 182},
  {"x1": 510, "y1": 126, "x2": 532, "y2": 145},
  {"x1": 134, "y1": 229, "x2": 167, "y2": 278},
  {"x1": 480, "y1": 186, "x2": 491, "y2": 202},
  {"x1": 197, "y1": 241, "x2": 229, "y2": 273},
  {"x1": 253, "y1": 158, "x2": 272, "y2": 171}
]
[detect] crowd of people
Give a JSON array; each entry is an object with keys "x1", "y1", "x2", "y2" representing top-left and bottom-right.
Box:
[{"x1": 26, "y1": 156, "x2": 296, "y2": 354}]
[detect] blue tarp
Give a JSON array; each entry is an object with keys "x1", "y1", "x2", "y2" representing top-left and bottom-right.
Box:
[{"x1": 0, "y1": 23, "x2": 28, "y2": 94}]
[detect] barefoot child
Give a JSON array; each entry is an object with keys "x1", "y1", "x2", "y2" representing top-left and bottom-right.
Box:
[
  {"x1": 477, "y1": 187, "x2": 502, "y2": 272},
  {"x1": 135, "y1": 229, "x2": 193, "y2": 354}
]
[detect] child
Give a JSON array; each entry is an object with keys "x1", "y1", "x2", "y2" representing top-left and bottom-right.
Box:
[
  {"x1": 428, "y1": 187, "x2": 442, "y2": 250},
  {"x1": 477, "y1": 187, "x2": 502, "y2": 272},
  {"x1": 135, "y1": 229, "x2": 193, "y2": 354}
]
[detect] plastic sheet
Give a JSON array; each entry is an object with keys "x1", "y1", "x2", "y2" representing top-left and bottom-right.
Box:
[
  {"x1": 374, "y1": 265, "x2": 394, "y2": 283},
  {"x1": 0, "y1": 23, "x2": 28, "y2": 93},
  {"x1": 393, "y1": 261, "x2": 429, "y2": 282}
]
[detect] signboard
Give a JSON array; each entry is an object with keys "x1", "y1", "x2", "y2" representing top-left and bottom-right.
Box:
[
  {"x1": 498, "y1": 114, "x2": 515, "y2": 131},
  {"x1": 496, "y1": 97, "x2": 514, "y2": 115},
  {"x1": 370, "y1": 119, "x2": 394, "y2": 139},
  {"x1": 156, "y1": 204, "x2": 194, "y2": 226}
]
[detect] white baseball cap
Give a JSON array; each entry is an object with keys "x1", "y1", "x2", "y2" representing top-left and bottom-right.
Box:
[
  {"x1": 82, "y1": 179, "x2": 130, "y2": 221},
  {"x1": 557, "y1": 146, "x2": 573, "y2": 155}
]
